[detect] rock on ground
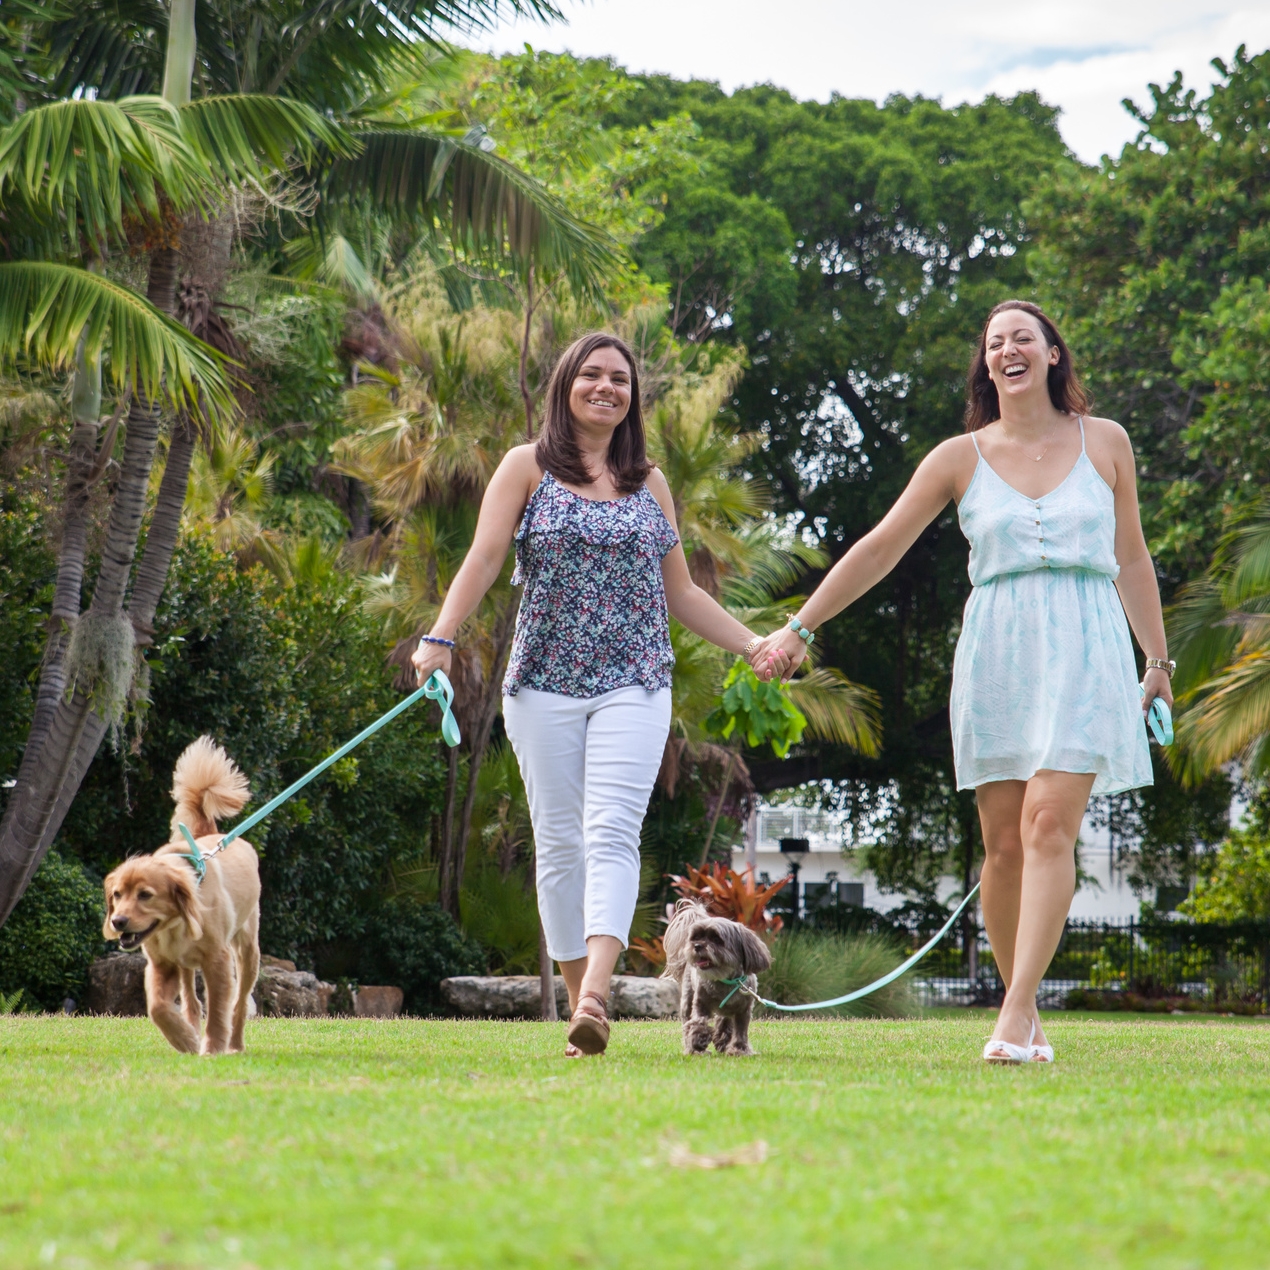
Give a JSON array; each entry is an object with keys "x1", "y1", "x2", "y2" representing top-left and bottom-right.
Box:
[
  {"x1": 353, "y1": 985, "x2": 404, "y2": 1018},
  {"x1": 440, "y1": 975, "x2": 678, "y2": 1019},
  {"x1": 84, "y1": 952, "x2": 147, "y2": 1016},
  {"x1": 253, "y1": 963, "x2": 334, "y2": 1017}
]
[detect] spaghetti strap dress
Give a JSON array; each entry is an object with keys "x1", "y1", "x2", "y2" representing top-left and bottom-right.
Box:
[{"x1": 949, "y1": 418, "x2": 1152, "y2": 796}]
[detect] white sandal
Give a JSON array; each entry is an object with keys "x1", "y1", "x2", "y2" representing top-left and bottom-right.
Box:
[
  {"x1": 1028, "y1": 1041, "x2": 1054, "y2": 1063},
  {"x1": 983, "y1": 1020, "x2": 1035, "y2": 1065}
]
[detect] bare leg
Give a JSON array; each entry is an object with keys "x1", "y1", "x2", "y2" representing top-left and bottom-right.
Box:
[
  {"x1": 557, "y1": 934, "x2": 623, "y2": 1017},
  {"x1": 976, "y1": 780, "x2": 1041, "y2": 1041},
  {"x1": 146, "y1": 962, "x2": 200, "y2": 1054},
  {"x1": 989, "y1": 770, "x2": 1095, "y2": 1048}
]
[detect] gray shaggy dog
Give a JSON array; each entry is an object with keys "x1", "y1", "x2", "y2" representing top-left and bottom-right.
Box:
[{"x1": 661, "y1": 899, "x2": 772, "y2": 1056}]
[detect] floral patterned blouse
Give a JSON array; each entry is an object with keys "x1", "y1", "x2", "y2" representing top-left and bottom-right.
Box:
[{"x1": 503, "y1": 472, "x2": 679, "y2": 698}]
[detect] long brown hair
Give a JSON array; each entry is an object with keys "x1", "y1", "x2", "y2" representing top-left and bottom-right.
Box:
[
  {"x1": 534, "y1": 332, "x2": 652, "y2": 494},
  {"x1": 964, "y1": 300, "x2": 1089, "y2": 431}
]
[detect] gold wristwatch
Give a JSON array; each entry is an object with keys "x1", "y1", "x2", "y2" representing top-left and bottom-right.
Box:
[{"x1": 1144, "y1": 657, "x2": 1176, "y2": 678}]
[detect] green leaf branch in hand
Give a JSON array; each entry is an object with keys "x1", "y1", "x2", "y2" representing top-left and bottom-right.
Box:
[{"x1": 704, "y1": 660, "x2": 808, "y2": 759}]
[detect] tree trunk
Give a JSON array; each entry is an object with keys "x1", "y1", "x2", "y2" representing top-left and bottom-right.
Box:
[
  {"x1": 161, "y1": 0, "x2": 197, "y2": 107},
  {"x1": 444, "y1": 600, "x2": 519, "y2": 916},
  {"x1": 18, "y1": 332, "x2": 102, "y2": 775},
  {"x1": 519, "y1": 267, "x2": 536, "y2": 441},
  {"x1": 129, "y1": 413, "x2": 199, "y2": 645},
  {"x1": 538, "y1": 915, "x2": 557, "y2": 1021},
  {"x1": 0, "y1": 248, "x2": 181, "y2": 920},
  {"x1": 698, "y1": 750, "x2": 735, "y2": 869},
  {"x1": 438, "y1": 745, "x2": 460, "y2": 919}
]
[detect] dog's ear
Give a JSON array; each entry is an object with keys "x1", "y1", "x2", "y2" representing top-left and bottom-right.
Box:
[
  {"x1": 168, "y1": 865, "x2": 203, "y2": 941},
  {"x1": 101, "y1": 871, "x2": 118, "y2": 940},
  {"x1": 733, "y1": 923, "x2": 772, "y2": 975}
]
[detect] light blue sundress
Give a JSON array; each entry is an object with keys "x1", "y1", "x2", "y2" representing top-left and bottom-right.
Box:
[{"x1": 949, "y1": 418, "x2": 1152, "y2": 796}]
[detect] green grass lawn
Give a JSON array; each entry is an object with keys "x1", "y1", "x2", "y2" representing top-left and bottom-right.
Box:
[{"x1": 3, "y1": 1013, "x2": 1270, "y2": 1269}]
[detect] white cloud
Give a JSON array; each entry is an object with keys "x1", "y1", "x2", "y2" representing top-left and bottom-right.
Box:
[{"x1": 468, "y1": 1, "x2": 1270, "y2": 162}]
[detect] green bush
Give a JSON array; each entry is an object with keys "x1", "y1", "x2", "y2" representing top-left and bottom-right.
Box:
[
  {"x1": 356, "y1": 900, "x2": 486, "y2": 1015},
  {"x1": 0, "y1": 850, "x2": 104, "y2": 1011},
  {"x1": 57, "y1": 531, "x2": 449, "y2": 966},
  {"x1": 758, "y1": 930, "x2": 918, "y2": 1019}
]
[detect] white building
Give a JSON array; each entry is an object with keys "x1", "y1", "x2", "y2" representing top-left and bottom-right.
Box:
[{"x1": 732, "y1": 800, "x2": 1143, "y2": 921}]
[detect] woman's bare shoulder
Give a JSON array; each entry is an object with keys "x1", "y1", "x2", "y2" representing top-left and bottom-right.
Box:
[{"x1": 498, "y1": 444, "x2": 543, "y2": 487}]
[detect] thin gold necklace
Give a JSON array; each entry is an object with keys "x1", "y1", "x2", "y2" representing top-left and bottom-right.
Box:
[{"x1": 1005, "y1": 419, "x2": 1059, "y2": 463}]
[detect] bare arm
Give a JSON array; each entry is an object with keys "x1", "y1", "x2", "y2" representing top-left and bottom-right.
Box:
[
  {"x1": 1105, "y1": 423, "x2": 1173, "y2": 711},
  {"x1": 645, "y1": 469, "x2": 766, "y2": 658},
  {"x1": 755, "y1": 437, "x2": 968, "y2": 678},
  {"x1": 410, "y1": 446, "x2": 538, "y2": 684}
]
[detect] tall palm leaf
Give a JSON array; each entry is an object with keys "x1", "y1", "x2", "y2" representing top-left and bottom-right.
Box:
[
  {"x1": 0, "y1": 261, "x2": 232, "y2": 416},
  {"x1": 1168, "y1": 498, "x2": 1270, "y2": 783}
]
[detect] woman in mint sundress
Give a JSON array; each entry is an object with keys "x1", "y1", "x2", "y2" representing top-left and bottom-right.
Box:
[{"x1": 755, "y1": 300, "x2": 1173, "y2": 1064}]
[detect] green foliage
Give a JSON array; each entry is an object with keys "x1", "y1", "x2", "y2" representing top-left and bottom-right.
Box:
[
  {"x1": 758, "y1": 930, "x2": 917, "y2": 1019},
  {"x1": 0, "y1": 849, "x2": 103, "y2": 1011},
  {"x1": 357, "y1": 900, "x2": 486, "y2": 1015},
  {"x1": 56, "y1": 531, "x2": 449, "y2": 965},
  {"x1": 704, "y1": 661, "x2": 806, "y2": 758},
  {"x1": 459, "y1": 865, "x2": 539, "y2": 975},
  {"x1": 1180, "y1": 827, "x2": 1270, "y2": 923},
  {"x1": 0, "y1": 500, "x2": 54, "y2": 791},
  {"x1": 1029, "y1": 46, "x2": 1270, "y2": 578}
]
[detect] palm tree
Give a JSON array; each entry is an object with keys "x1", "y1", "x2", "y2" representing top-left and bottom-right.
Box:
[
  {"x1": 0, "y1": 1, "x2": 616, "y2": 920},
  {"x1": 338, "y1": 295, "x2": 524, "y2": 917},
  {"x1": 1167, "y1": 498, "x2": 1270, "y2": 784}
]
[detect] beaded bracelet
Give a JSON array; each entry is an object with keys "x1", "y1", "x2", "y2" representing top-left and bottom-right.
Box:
[
  {"x1": 786, "y1": 615, "x2": 815, "y2": 646},
  {"x1": 419, "y1": 635, "x2": 456, "y2": 649}
]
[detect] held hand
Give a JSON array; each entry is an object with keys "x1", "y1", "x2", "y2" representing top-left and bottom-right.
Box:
[
  {"x1": 1142, "y1": 666, "x2": 1173, "y2": 714},
  {"x1": 754, "y1": 628, "x2": 806, "y2": 683},
  {"x1": 748, "y1": 635, "x2": 790, "y2": 682},
  {"x1": 411, "y1": 639, "x2": 453, "y2": 687}
]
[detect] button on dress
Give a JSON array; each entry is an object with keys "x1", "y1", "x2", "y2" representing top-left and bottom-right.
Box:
[{"x1": 949, "y1": 419, "x2": 1152, "y2": 795}]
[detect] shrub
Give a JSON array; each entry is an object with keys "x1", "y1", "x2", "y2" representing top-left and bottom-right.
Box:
[
  {"x1": 758, "y1": 930, "x2": 918, "y2": 1019},
  {"x1": 1179, "y1": 827, "x2": 1270, "y2": 922},
  {"x1": 57, "y1": 532, "x2": 448, "y2": 965},
  {"x1": 0, "y1": 850, "x2": 104, "y2": 1011},
  {"x1": 460, "y1": 866, "x2": 540, "y2": 975},
  {"x1": 356, "y1": 900, "x2": 486, "y2": 1015}
]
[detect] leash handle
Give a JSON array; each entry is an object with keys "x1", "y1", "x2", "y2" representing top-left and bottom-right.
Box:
[
  {"x1": 1139, "y1": 683, "x2": 1174, "y2": 746},
  {"x1": 215, "y1": 670, "x2": 461, "y2": 852}
]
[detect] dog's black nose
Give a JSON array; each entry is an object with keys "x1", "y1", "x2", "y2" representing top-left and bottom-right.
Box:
[{"x1": 111, "y1": 915, "x2": 130, "y2": 931}]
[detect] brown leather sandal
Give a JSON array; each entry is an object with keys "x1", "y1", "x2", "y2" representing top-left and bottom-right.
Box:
[{"x1": 567, "y1": 990, "x2": 610, "y2": 1055}]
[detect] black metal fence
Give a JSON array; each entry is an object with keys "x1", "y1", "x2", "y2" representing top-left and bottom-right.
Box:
[{"x1": 771, "y1": 886, "x2": 1270, "y2": 1011}]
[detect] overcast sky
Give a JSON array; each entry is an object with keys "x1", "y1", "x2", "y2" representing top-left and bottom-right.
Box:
[{"x1": 468, "y1": 1, "x2": 1270, "y2": 163}]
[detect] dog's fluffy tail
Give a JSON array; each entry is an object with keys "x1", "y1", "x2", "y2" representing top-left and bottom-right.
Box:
[{"x1": 170, "y1": 735, "x2": 249, "y2": 839}]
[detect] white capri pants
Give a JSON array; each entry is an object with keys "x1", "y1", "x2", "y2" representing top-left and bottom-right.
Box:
[{"x1": 503, "y1": 685, "x2": 671, "y2": 963}]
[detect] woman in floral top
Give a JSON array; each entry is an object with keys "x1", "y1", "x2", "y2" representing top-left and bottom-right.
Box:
[{"x1": 412, "y1": 333, "x2": 782, "y2": 1056}]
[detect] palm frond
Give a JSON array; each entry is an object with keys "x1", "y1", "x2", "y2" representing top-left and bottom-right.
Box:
[
  {"x1": 786, "y1": 666, "x2": 882, "y2": 756},
  {"x1": 180, "y1": 94, "x2": 349, "y2": 184},
  {"x1": 1172, "y1": 649, "x2": 1270, "y2": 781},
  {"x1": 323, "y1": 128, "x2": 617, "y2": 299},
  {"x1": 0, "y1": 95, "x2": 204, "y2": 250},
  {"x1": 0, "y1": 261, "x2": 233, "y2": 419},
  {"x1": 1166, "y1": 576, "x2": 1241, "y2": 698}
]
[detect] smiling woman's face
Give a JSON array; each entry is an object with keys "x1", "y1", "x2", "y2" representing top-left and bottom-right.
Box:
[
  {"x1": 984, "y1": 310, "x2": 1059, "y2": 403},
  {"x1": 568, "y1": 344, "x2": 633, "y2": 431}
]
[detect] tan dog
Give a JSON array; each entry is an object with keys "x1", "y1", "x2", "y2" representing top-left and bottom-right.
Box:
[{"x1": 103, "y1": 736, "x2": 261, "y2": 1055}]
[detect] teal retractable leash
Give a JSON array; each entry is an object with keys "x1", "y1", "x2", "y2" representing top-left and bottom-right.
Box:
[
  {"x1": 175, "y1": 670, "x2": 461, "y2": 883},
  {"x1": 739, "y1": 883, "x2": 982, "y2": 1013},
  {"x1": 1141, "y1": 684, "x2": 1174, "y2": 747}
]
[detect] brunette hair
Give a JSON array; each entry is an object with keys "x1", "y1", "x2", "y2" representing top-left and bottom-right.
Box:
[
  {"x1": 534, "y1": 332, "x2": 652, "y2": 494},
  {"x1": 964, "y1": 300, "x2": 1090, "y2": 431}
]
